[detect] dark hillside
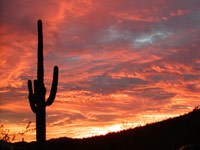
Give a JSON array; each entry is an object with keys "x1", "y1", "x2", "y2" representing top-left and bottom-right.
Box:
[{"x1": 3, "y1": 108, "x2": 200, "y2": 150}]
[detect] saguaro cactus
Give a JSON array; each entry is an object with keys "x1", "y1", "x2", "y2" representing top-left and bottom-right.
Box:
[{"x1": 27, "y1": 20, "x2": 59, "y2": 143}]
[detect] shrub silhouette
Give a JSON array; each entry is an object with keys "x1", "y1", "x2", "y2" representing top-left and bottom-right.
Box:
[{"x1": 27, "y1": 20, "x2": 59, "y2": 144}]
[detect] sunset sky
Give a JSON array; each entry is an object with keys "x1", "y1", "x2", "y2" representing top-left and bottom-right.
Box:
[{"x1": 0, "y1": 0, "x2": 200, "y2": 142}]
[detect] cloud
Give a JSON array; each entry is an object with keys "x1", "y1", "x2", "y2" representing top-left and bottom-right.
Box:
[
  {"x1": 134, "y1": 31, "x2": 172, "y2": 48},
  {"x1": 89, "y1": 75, "x2": 147, "y2": 95}
]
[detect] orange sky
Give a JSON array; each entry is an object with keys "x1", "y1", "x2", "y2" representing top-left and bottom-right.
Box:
[{"x1": 0, "y1": 0, "x2": 200, "y2": 142}]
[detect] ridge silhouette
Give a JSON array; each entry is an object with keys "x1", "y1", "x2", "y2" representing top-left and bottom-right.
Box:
[{"x1": 4, "y1": 108, "x2": 200, "y2": 150}]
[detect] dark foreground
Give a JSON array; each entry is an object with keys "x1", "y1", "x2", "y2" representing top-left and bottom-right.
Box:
[{"x1": 1, "y1": 108, "x2": 200, "y2": 150}]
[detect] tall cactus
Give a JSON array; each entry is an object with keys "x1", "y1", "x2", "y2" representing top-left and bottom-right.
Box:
[{"x1": 27, "y1": 20, "x2": 59, "y2": 144}]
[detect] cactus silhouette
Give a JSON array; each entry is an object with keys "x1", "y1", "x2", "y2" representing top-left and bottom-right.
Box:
[{"x1": 27, "y1": 20, "x2": 59, "y2": 144}]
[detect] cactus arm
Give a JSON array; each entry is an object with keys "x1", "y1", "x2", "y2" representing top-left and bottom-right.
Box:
[
  {"x1": 46, "y1": 66, "x2": 59, "y2": 106},
  {"x1": 28, "y1": 80, "x2": 33, "y2": 96},
  {"x1": 37, "y1": 20, "x2": 44, "y2": 84},
  {"x1": 34, "y1": 80, "x2": 38, "y2": 98},
  {"x1": 28, "y1": 80, "x2": 37, "y2": 113}
]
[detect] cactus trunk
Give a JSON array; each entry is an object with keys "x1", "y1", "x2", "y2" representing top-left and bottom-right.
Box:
[
  {"x1": 36, "y1": 107, "x2": 46, "y2": 142},
  {"x1": 27, "y1": 20, "x2": 59, "y2": 144}
]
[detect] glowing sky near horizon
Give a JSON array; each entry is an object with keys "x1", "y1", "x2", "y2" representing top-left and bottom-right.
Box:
[{"x1": 0, "y1": 0, "x2": 200, "y2": 142}]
